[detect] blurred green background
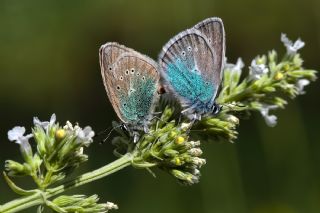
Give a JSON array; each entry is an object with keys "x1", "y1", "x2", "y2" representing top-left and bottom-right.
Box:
[{"x1": 0, "y1": 0, "x2": 319, "y2": 212}]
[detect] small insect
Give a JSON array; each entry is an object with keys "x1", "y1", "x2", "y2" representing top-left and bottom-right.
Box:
[
  {"x1": 158, "y1": 17, "x2": 225, "y2": 120},
  {"x1": 99, "y1": 42, "x2": 160, "y2": 142}
]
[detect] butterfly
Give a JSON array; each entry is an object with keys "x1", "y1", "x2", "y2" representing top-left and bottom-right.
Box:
[
  {"x1": 158, "y1": 17, "x2": 225, "y2": 120},
  {"x1": 99, "y1": 42, "x2": 160, "y2": 141}
]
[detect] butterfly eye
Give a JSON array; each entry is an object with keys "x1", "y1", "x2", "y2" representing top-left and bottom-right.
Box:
[
  {"x1": 137, "y1": 72, "x2": 140, "y2": 76},
  {"x1": 142, "y1": 76, "x2": 146, "y2": 80},
  {"x1": 116, "y1": 85, "x2": 121, "y2": 90},
  {"x1": 181, "y1": 51, "x2": 186, "y2": 56},
  {"x1": 125, "y1": 70, "x2": 129, "y2": 75},
  {"x1": 131, "y1": 68, "x2": 135, "y2": 74},
  {"x1": 187, "y1": 46, "x2": 192, "y2": 51},
  {"x1": 205, "y1": 82, "x2": 209, "y2": 86},
  {"x1": 108, "y1": 66, "x2": 112, "y2": 71},
  {"x1": 119, "y1": 76, "x2": 123, "y2": 80}
]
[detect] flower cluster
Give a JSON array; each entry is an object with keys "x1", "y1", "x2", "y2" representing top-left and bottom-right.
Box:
[
  {"x1": 6, "y1": 114, "x2": 94, "y2": 188},
  {"x1": 113, "y1": 107, "x2": 206, "y2": 185},
  {"x1": 4, "y1": 114, "x2": 117, "y2": 213},
  {"x1": 191, "y1": 34, "x2": 317, "y2": 142}
]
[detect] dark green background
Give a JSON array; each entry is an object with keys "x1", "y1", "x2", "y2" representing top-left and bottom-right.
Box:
[{"x1": 0, "y1": 0, "x2": 319, "y2": 212}]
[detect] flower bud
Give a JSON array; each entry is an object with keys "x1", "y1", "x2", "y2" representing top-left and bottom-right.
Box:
[
  {"x1": 189, "y1": 148, "x2": 203, "y2": 157},
  {"x1": 181, "y1": 122, "x2": 192, "y2": 131},
  {"x1": 163, "y1": 149, "x2": 179, "y2": 157},
  {"x1": 226, "y1": 115, "x2": 239, "y2": 125},
  {"x1": 171, "y1": 157, "x2": 183, "y2": 166},
  {"x1": 19, "y1": 140, "x2": 33, "y2": 164},
  {"x1": 175, "y1": 136, "x2": 185, "y2": 145},
  {"x1": 190, "y1": 157, "x2": 206, "y2": 167},
  {"x1": 33, "y1": 128, "x2": 47, "y2": 156},
  {"x1": 283, "y1": 63, "x2": 290, "y2": 71},
  {"x1": 55, "y1": 129, "x2": 66, "y2": 141},
  {"x1": 274, "y1": 72, "x2": 284, "y2": 80},
  {"x1": 189, "y1": 141, "x2": 201, "y2": 147},
  {"x1": 5, "y1": 160, "x2": 28, "y2": 176},
  {"x1": 169, "y1": 130, "x2": 178, "y2": 139},
  {"x1": 262, "y1": 86, "x2": 276, "y2": 92}
]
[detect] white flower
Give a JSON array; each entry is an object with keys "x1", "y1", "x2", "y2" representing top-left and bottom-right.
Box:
[
  {"x1": 192, "y1": 157, "x2": 206, "y2": 167},
  {"x1": 249, "y1": 59, "x2": 269, "y2": 80},
  {"x1": 281, "y1": 33, "x2": 305, "y2": 56},
  {"x1": 189, "y1": 148, "x2": 203, "y2": 156},
  {"x1": 192, "y1": 168, "x2": 200, "y2": 176},
  {"x1": 181, "y1": 122, "x2": 192, "y2": 131},
  {"x1": 63, "y1": 121, "x2": 94, "y2": 145},
  {"x1": 259, "y1": 105, "x2": 278, "y2": 127},
  {"x1": 33, "y1": 113, "x2": 56, "y2": 130},
  {"x1": 8, "y1": 126, "x2": 33, "y2": 162},
  {"x1": 230, "y1": 58, "x2": 245, "y2": 74},
  {"x1": 189, "y1": 141, "x2": 201, "y2": 147},
  {"x1": 105, "y1": 202, "x2": 118, "y2": 210},
  {"x1": 63, "y1": 120, "x2": 74, "y2": 131},
  {"x1": 76, "y1": 126, "x2": 95, "y2": 145},
  {"x1": 8, "y1": 126, "x2": 32, "y2": 144},
  {"x1": 296, "y1": 79, "x2": 310, "y2": 95}
]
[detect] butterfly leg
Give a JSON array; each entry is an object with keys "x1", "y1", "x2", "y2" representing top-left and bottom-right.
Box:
[{"x1": 133, "y1": 131, "x2": 140, "y2": 143}]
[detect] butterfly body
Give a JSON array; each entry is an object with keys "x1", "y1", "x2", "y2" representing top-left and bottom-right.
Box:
[
  {"x1": 99, "y1": 43, "x2": 160, "y2": 135},
  {"x1": 159, "y1": 17, "x2": 225, "y2": 120}
]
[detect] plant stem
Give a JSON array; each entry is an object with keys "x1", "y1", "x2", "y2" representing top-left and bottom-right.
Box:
[{"x1": 0, "y1": 153, "x2": 133, "y2": 213}]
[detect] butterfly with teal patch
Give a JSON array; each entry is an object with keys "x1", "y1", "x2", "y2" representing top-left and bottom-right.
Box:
[
  {"x1": 158, "y1": 17, "x2": 225, "y2": 120},
  {"x1": 99, "y1": 43, "x2": 160, "y2": 141}
]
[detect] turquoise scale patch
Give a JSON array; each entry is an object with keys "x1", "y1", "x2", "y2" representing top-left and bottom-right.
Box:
[
  {"x1": 119, "y1": 77, "x2": 156, "y2": 122},
  {"x1": 167, "y1": 59, "x2": 215, "y2": 103}
]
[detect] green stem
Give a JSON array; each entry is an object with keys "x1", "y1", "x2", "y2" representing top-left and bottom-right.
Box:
[{"x1": 0, "y1": 153, "x2": 133, "y2": 213}]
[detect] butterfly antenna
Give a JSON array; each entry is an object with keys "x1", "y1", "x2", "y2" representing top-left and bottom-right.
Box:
[
  {"x1": 100, "y1": 124, "x2": 123, "y2": 144},
  {"x1": 96, "y1": 127, "x2": 112, "y2": 137}
]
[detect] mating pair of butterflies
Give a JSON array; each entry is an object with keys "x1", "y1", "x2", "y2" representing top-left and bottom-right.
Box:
[{"x1": 99, "y1": 17, "x2": 225, "y2": 133}]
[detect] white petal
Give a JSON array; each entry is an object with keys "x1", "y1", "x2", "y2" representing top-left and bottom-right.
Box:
[
  {"x1": 293, "y1": 39, "x2": 305, "y2": 50},
  {"x1": 281, "y1": 33, "x2": 292, "y2": 47},
  {"x1": 296, "y1": 79, "x2": 310, "y2": 94},
  {"x1": 8, "y1": 126, "x2": 26, "y2": 142},
  {"x1": 281, "y1": 33, "x2": 305, "y2": 55},
  {"x1": 33, "y1": 117, "x2": 41, "y2": 126},
  {"x1": 265, "y1": 114, "x2": 277, "y2": 127},
  {"x1": 50, "y1": 113, "x2": 56, "y2": 125},
  {"x1": 249, "y1": 59, "x2": 269, "y2": 80}
]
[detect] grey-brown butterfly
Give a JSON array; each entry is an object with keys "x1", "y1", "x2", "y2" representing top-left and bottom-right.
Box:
[
  {"x1": 158, "y1": 17, "x2": 225, "y2": 120},
  {"x1": 99, "y1": 43, "x2": 160, "y2": 141}
]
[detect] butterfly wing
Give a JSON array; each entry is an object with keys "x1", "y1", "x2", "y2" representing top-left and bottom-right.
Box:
[
  {"x1": 193, "y1": 17, "x2": 225, "y2": 87},
  {"x1": 159, "y1": 29, "x2": 217, "y2": 109},
  {"x1": 100, "y1": 43, "x2": 159, "y2": 124},
  {"x1": 158, "y1": 18, "x2": 225, "y2": 114}
]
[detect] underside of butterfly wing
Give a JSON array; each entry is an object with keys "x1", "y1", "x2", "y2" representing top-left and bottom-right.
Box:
[
  {"x1": 100, "y1": 43, "x2": 159, "y2": 126},
  {"x1": 159, "y1": 29, "x2": 217, "y2": 114},
  {"x1": 194, "y1": 17, "x2": 225, "y2": 87}
]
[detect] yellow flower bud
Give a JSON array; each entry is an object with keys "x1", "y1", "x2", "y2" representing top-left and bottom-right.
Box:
[
  {"x1": 55, "y1": 129, "x2": 66, "y2": 140},
  {"x1": 174, "y1": 158, "x2": 181, "y2": 166},
  {"x1": 274, "y1": 72, "x2": 284, "y2": 80},
  {"x1": 175, "y1": 136, "x2": 185, "y2": 145}
]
